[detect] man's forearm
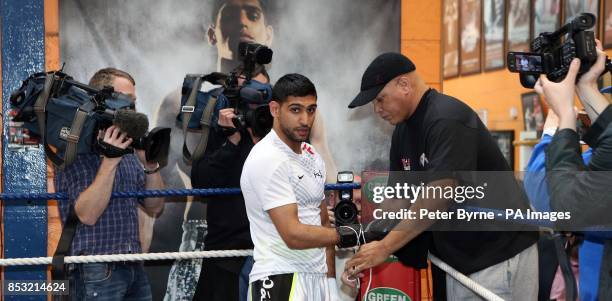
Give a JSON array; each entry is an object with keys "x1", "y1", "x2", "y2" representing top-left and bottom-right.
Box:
[
  {"x1": 375, "y1": 179, "x2": 455, "y2": 253},
  {"x1": 326, "y1": 245, "x2": 336, "y2": 278},
  {"x1": 380, "y1": 196, "x2": 449, "y2": 253},
  {"x1": 74, "y1": 158, "x2": 118, "y2": 225},
  {"x1": 142, "y1": 171, "x2": 165, "y2": 216},
  {"x1": 321, "y1": 202, "x2": 336, "y2": 277},
  {"x1": 577, "y1": 83, "x2": 610, "y2": 122},
  {"x1": 284, "y1": 224, "x2": 339, "y2": 250}
]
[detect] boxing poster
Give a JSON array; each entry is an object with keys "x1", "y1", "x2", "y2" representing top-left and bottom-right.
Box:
[
  {"x1": 443, "y1": 0, "x2": 459, "y2": 78},
  {"x1": 60, "y1": 0, "x2": 400, "y2": 300},
  {"x1": 532, "y1": 0, "x2": 560, "y2": 37},
  {"x1": 507, "y1": 0, "x2": 531, "y2": 53},
  {"x1": 459, "y1": 0, "x2": 482, "y2": 75},
  {"x1": 605, "y1": 0, "x2": 612, "y2": 48},
  {"x1": 483, "y1": 0, "x2": 505, "y2": 70}
]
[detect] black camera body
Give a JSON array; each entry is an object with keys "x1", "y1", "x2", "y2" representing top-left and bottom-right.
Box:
[
  {"x1": 222, "y1": 42, "x2": 274, "y2": 138},
  {"x1": 507, "y1": 13, "x2": 598, "y2": 88},
  {"x1": 334, "y1": 171, "x2": 359, "y2": 226},
  {"x1": 10, "y1": 71, "x2": 171, "y2": 167}
]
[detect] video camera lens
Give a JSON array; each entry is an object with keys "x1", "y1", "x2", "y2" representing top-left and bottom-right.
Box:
[
  {"x1": 238, "y1": 42, "x2": 273, "y2": 65},
  {"x1": 334, "y1": 171, "x2": 359, "y2": 226},
  {"x1": 335, "y1": 201, "x2": 359, "y2": 226},
  {"x1": 245, "y1": 105, "x2": 272, "y2": 138},
  {"x1": 131, "y1": 127, "x2": 171, "y2": 166}
]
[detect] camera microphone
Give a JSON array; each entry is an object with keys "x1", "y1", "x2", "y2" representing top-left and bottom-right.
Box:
[{"x1": 108, "y1": 109, "x2": 149, "y2": 140}]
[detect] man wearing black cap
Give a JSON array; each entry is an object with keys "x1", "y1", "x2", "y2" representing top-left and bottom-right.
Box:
[{"x1": 344, "y1": 53, "x2": 539, "y2": 300}]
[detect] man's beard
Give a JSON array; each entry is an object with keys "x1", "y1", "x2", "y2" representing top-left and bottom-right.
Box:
[{"x1": 281, "y1": 125, "x2": 310, "y2": 143}]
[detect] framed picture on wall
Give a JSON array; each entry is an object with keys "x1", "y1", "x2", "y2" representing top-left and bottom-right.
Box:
[
  {"x1": 598, "y1": 71, "x2": 612, "y2": 102},
  {"x1": 604, "y1": 0, "x2": 612, "y2": 48},
  {"x1": 443, "y1": 0, "x2": 460, "y2": 78},
  {"x1": 564, "y1": 0, "x2": 599, "y2": 36},
  {"x1": 490, "y1": 130, "x2": 515, "y2": 170},
  {"x1": 532, "y1": 0, "x2": 560, "y2": 37},
  {"x1": 521, "y1": 92, "x2": 545, "y2": 135},
  {"x1": 507, "y1": 0, "x2": 531, "y2": 52},
  {"x1": 460, "y1": 0, "x2": 482, "y2": 75},
  {"x1": 483, "y1": 0, "x2": 505, "y2": 70}
]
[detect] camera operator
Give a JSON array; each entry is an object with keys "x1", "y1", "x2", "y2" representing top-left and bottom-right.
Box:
[
  {"x1": 534, "y1": 40, "x2": 612, "y2": 298},
  {"x1": 55, "y1": 68, "x2": 165, "y2": 300},
  {"x1": 190, "y1": 64, "x2": 269, "y2": 301}
]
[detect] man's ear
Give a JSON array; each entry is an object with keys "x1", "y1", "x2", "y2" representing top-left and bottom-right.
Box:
[
  {"x1": 270, "y1": 100, "x2": 280, "y2": 117},
  {"x1": 265, "y1": 25, "x2": 274, "y2": 46},
  {"x1": 397, "y1": 76, "x2": 413, "y2": 95},
  {"x1": 207, "y1": 25, "x2": 217, "y2": 46}
]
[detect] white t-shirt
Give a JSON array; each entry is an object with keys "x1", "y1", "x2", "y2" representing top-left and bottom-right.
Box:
[{"x1": 240, "y1": 129, "x2": 327, "y2": 282}]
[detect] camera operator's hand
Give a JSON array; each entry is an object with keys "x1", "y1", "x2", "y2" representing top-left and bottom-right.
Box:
[
  {"x1": 99, "y1": 125, "x2": 132, "y2": 163},
  {"x1": 575, "y1": 39, "x2": 611, "y2": 122},
  {"x1": 218, "y1": 108, "x2": 241, "y2": 145},
  {"x1": 577, "y1": 39, "x2": 606, "y2": 89},
  {"x1": 535, "y1": 58, "x2": 580, "y2": 129}
]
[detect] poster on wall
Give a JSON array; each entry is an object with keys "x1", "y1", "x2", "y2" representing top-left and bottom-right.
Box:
[
  {"x1": 521, "y1": 92, "x2": 545, "y2": 136},
  {"x1": 490, "y1": 130, "x2": 515, "y2": 169},
  {"x1": 507, "y1": 0, "x2": 531, "y2": 52},
  {"x1": 604, "y1": 0, "x2": 612, "y2": 48},
  {"x1": 483, "y1": 0, "x2": 505, "y2": 70},
  {"x1": 533, "y1": 0, "x2": 560, "y2": 37},
  {"x1": 599, "y1": 71, "x2": 612, "y2": 102},
  {"x1": 564, "y1": 0, "x2": 599, "y2": 36},
  {"x1": 460, "y1": 0, "x2": 482, "y2": 75},
  {"x1": 60, "y1": 1, "x2": 400, "y2": 300},
  {"x1": 443, "y1": 0, "x2": 460, "y2": 78}
]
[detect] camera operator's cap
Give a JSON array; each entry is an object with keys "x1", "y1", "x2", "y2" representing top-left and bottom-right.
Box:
[{"x1": 348, "y1": 52, "x2": 416, "y2": 108}]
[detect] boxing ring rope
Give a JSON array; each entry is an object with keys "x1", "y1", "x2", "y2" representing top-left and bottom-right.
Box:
[
  {"x1": 0, "y1": 250, "x2": 253, "y2": 266},
  {"x1": 0, "y1": 183, "x2": 506, "y2": 300},
  {"x1": 0, "y1": 183, "x2": 359, "y2": 201},
  {"x1": 428, "y1": 254, "x2": 505, "y2": 301}
]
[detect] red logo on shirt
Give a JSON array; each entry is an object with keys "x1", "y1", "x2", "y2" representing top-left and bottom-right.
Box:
[
  {"x1": 302, "y1": 144, "x2": 315, "y2": 155},
  {"x1": 401, "y1": 158, "x2": 411, "y2": 171}
]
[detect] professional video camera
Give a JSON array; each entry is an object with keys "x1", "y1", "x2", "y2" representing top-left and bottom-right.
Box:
[
  {"x1": 10, "y1": 71, "x2": 171, "y2": 168},
  {"x1": 178, "y1": 42, "x2": 273, "y2": 164},
  {"x1": 334, "y1": 171, "x2": 359, "y2": 226},
  {"x1": 507, "y1": 13, "x2": 612, "y2": 88}
]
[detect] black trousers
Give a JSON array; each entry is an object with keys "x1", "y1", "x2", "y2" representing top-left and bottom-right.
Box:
[{"x1": 192, "y1": 257, "x2": 244, "y2": 301}]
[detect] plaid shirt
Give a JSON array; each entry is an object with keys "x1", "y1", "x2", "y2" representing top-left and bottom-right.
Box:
[{"x1": 55, "y1": 153, "x2": 145, "y2": 255}]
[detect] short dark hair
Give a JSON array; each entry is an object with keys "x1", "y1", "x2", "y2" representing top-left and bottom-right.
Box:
[
  {"x1": 211, "y1": 0, "x2": 274, "y2": 26},
  {"x1": 272, "y1": 73, "x2": 317, "y2": 104},
  {"x1": 89, "y1": 67, "x2": 135, "y2": 89}
]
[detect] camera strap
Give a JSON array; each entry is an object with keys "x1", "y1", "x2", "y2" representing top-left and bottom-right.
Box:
[
  {"x1": 51, "y1": 204, "x2": 79, "y2": 301},
  {"x1": 181, "y1": 76, "x2": 219, "y2": 165},
  {"x1": 32, "y1": 72, "x2": 90, "y2": 170},
  {"x1": 553, "y1": 234, "x2": 578, "y2": 301}
]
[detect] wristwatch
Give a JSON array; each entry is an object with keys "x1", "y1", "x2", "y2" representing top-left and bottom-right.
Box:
[{"x1": 144, "y1": 162, "x2": 161, "y2": 174}]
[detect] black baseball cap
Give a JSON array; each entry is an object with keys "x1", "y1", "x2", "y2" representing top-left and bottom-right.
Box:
[{"x1": 348, "y1": 52, "x2": 416, "y2": 108}]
